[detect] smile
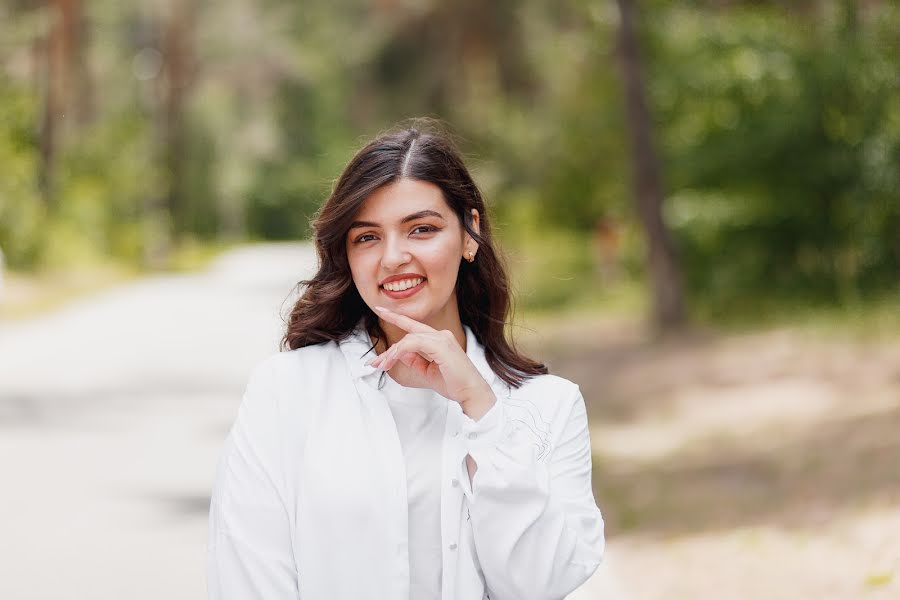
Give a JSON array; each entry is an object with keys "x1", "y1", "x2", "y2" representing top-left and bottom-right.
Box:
[
  {"x1": 382, "y1": 277, "x2": 425, "y2": 291},
  {"x1": 380, "y1": 277, "x2": 426, "y2": 299}
]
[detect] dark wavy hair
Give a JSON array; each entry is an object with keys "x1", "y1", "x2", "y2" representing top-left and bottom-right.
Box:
[{"x1": 281, "y1": 123, "x2": 547, "y2": 388}]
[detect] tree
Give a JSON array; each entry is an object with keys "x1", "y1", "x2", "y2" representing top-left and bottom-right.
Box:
[
  {"x1": 37, "y1": 0, "x2": 89, "y2": 208},
  {"x1": 615, "y1": 0, "x2": 685, "y2": 330}
]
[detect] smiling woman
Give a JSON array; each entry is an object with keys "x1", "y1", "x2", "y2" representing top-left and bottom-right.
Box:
[
  {"x1": 207, "y1": 123, "x2": 606, "y2": 600},
  {"x1": 281, "y1": 124, "x2": 544, "y2": 388},
  {"x1": 345, "y1": 177, "x2": 480, "y2": 359}
]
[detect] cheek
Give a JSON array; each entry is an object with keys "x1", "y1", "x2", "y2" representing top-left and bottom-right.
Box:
[
  {"x1": 420, "y1": 242, "x2": 461, "y2": 281},
  {"x1": 347, "y1": 252, "x2": 375, "y2": 288}
]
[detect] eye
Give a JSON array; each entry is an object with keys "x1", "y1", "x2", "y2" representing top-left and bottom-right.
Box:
[
  {"x1": 353, "y1": 233, "x2": 377, "y2": 244},
  {"x1": 411, "y1": 225, "x2": 439, "y2": 235}
]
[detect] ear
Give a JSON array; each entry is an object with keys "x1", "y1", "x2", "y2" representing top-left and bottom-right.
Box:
[
  {"x1": 464, "y1": 208, "x2": 480, "y2": 258},
  {"x1": 469, "y1": 208, "x2": 481, "y2": 237}
]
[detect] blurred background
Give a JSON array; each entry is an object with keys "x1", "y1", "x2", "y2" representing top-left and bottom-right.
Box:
[{"x1": 0, "y1": 0, "x2": 898, "y2": 598}]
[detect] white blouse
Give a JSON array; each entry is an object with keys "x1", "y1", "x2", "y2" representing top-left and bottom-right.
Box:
[
  {"x1": 207, "y1": 319, "x2": 605, "y2": 600},
  {"x1": 381, "y1": 373, "x2": 446, "y2": 600}
]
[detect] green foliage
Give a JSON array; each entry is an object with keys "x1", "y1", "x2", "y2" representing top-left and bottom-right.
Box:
[
  {"x1": 648, "y1": 4, "x2": 900, "y2": 307},
  {"x1": 52, "y1": 108, "x2": 160, "y2": 266},
  {"x1": 243, "y1": 77, "x2": 356, "y2": 240},
  {"x1": 508, "y1": 230, "x2": 596, "y2": 311},
  {"x1": 0, "y1": 77, "x2": 43, "y2": 268},
  {"x1": 498, "y1": 191, "x2": 644, "y2": 313},
  {"x1": 1, "y1": 0, "x2": 897, "y2": 325}
]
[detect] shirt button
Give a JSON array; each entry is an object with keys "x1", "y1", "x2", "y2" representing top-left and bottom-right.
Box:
[
  {"x1": 451, "y1": 478, "x2": 459, "y2": 487},
  {"x1": 452, "y1": 430, "x2": 459, "y2": 437},
  {"x1": 449, "y1": 543, "x2": 457, "y2": 551},
  {"x1": 467, "y1": 432, "x2": 477, "y2": 440}
]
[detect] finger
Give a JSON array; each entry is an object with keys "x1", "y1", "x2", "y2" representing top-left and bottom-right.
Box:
[
  {"x1": 381, "y1": 344, "x2": 405, "y2": 370},
  {"x1": 382, "y1": 333, "x2": 439, "y2": 369},
  {"x1": 386, "y1": 334, "x2": 446, "y2": 369},
  {"x1": 385, "y1": 347, "x2": 412, "y2": 370},
  {"x1": 373, "y1": 306, "x2": 435, "y2": 334},
  {"x1": 379, "y1": 346, "x2": 400, "y2": 369},
  {"x1": 368, "y1": 348, "x2": 391, "y2": 368},
  {"x1": 407, "y1": 353, "x2": 432, "y2": 376},
  {"x1": 398, "y1": 351, "x2": 424, "y2": 369}
]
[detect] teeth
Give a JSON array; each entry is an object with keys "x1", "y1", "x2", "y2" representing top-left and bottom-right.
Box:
[{"x1": 384, "y1": 277, "x2": 424, "y2": 292}]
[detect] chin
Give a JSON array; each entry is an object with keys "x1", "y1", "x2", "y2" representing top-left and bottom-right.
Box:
[
  {"x1": 392, "y1": 305, "x2": 429, "y2": 320},
  {"x1": 390, "y1": 302, "x2": 436, "y2": 323}
]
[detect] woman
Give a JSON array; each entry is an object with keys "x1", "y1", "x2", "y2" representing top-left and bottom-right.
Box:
[{"x1": 207, "y1": 125, "x2": 605, "y2": 600}]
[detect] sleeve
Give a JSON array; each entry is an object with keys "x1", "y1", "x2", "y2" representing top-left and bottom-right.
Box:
[
  {"x1": 458, "y1": 384, "x2": 605, "y2": 600},
  {"x1": 207, "y1": 358, "x2": 300, "y2": 600}
]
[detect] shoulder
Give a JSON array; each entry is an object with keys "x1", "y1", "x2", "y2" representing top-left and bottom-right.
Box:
[
  {"x1": 233, "y1": 342, "x2": 347, "y2": 450},
  {"x1": 503, "y1": 373, "x2": 583, "y2": 432},
  {"x1": 239, "y1": 341, "x2": 346, "y2": 419},
  {"x1": 510, "y1": 372, "x2": 581, "y2": 408},
  {"x1": 245, "y1": 341, "x2": 343, "y2": 387}
]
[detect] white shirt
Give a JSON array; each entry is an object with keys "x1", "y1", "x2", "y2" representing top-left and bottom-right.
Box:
[
  {"x1": 207, "y1": 319, "x2": 605, "y2": 600},
  {"x1": 381, "y1": 373, "x2": 446, "y2": 600}
]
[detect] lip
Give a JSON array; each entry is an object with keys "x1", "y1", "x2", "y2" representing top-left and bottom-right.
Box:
[
  {"x1": 379, "y1": 272, "x2": 426, "y2": 286},
  {"x1": 380, "y1": 278, "x2": 426, "y2": 300}
]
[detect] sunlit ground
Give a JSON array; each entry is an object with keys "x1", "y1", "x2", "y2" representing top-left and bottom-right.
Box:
[{"x1": 527, "y1": 310, "x2": 900, "y2": 599}]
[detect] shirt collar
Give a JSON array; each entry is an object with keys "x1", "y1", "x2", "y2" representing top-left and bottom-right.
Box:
[{"x1": 338, "y1": 317, "x2": 505, "y2": 396}]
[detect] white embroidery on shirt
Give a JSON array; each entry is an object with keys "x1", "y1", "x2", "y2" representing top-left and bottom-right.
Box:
[{"x1": 502, "y1": 397, "x2": 553, "y2": 461}]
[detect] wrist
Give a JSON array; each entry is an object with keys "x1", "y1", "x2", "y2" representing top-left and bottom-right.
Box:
[{"x1": 459, "y1": 384, "x2": 497, "y2": 421}]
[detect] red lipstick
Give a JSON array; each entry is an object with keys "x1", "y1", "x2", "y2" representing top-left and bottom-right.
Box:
[{"x1": 379, "y1": 273, "x2": 426, "y2": 286}]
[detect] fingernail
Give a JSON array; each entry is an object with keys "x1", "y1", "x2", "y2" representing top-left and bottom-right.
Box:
[{"x1": 374, "y1": 306, "x2": 388, "y2": 312}]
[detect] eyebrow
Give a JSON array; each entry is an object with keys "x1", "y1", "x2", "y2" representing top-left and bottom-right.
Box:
[{"x1": 348, "y1": 209, "x2": 446, "y2": 230}]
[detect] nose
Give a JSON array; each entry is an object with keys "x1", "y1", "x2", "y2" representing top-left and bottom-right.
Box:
[{"x1": 381, "y1": 233, "x2": 412, "y2": 270}]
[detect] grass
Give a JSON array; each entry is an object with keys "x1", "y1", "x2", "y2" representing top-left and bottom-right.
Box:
[
  {"x1": 0, "y1": 263, "x2": 139, "y2": 320},
  {"x1": 166, "y1": 238, "x2": 237, "y2": 272},
  {"x1": 501, "y1": 223, "x2": 900, "y2": 341},
  {"x1": 688, "y1": 289, "x2": 900, "y2": 342},
  {"x1": 0, "y1": 238, "x2": 237, "y2": 321}
]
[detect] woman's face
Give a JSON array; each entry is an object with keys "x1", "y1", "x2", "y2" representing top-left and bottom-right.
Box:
[{"x1": 346, "y1": 178, "x2": 479, "y2": 327}]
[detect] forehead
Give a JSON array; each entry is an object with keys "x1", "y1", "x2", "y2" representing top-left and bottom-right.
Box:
[{"x1": 353, "y1": 178, "x2": 452, "y2": 221}]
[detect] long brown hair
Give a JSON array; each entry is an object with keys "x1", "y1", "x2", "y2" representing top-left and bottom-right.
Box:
[{"x1": 281, "y1": 123, "x2": 547, "y2": 388}]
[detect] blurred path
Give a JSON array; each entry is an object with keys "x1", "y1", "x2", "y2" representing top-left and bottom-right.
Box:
[{"x1": 0, "y1": 243, "x2": 314, "y2": 600}]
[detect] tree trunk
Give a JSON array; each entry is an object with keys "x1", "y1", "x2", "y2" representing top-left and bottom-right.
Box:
[
  {"x1": 162, "y1": 0, "x2": 195, "y2": 241},
  {"x1": 37, "y1": 0, "x2": 88, "y2": 209},
  {"x1": 615, "y1": 0, "x2": 685, "y2": 331},
  {"x1": 37, "y1": 29, "x2": 56, "y2": 208}
]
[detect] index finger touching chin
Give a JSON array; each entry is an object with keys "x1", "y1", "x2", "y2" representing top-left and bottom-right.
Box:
[{"x1": 373, "y1": 306, "x2": 435, "y2": 334}]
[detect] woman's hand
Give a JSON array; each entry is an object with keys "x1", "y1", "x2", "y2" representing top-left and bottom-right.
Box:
[{"x1": 366, "y1": 306, "x2": 496, "y2": 415}]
